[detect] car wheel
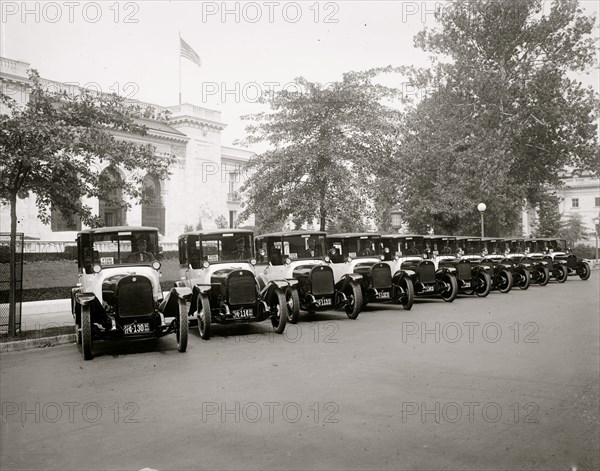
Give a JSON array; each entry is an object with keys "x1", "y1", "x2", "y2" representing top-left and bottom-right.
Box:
[
  {"x1": 440, "y1": 273, "x2": 458, "y2": 302},
  {"x1": 81, "y1": 305, "x2": 93, "y2": 361},
  {"x1": 176, "y1": 297, "x2": 188, "y2": 352},
  {"x1": 556, "y1": 265, "x2": 568, "y2": 283},
  {"x1": 399, "y1": 276, "x2": 414, "y2": 310},
  {"x1": 344, "y1": 280, "x2": 362, "y2": 319},
  {"x1": 498, "y1": 270, "x2": 513, "y2": 293},
  {"x1": 286, "y1": 288, "x2": 300, "y2": 324},
  {"x1": 197, "y1": 294, "x2": 211, "y2": 340},
  {"x1": 577, "y1": 262, "x2": 591, "y2": 280},
  {"x1": 537, "y1": 266, "x2": 549, "y2": 286},
  {"x1": 475, "y1": 272, "x2": 492, "y2": 297},
  {"x1": 270, "y1": 289, "x2": 287, "y2": 334},
  {"x1": 516, "y1": 267, "x2": 530, "y2": 290}
]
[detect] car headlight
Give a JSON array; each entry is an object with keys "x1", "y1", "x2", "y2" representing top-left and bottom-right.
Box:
[
  {"x1": 394, "y1": 255, "x2": 400, "y2": 261},
  {"x1": 285, "y1": 257, "x2": 291, "y2": 265},
  {"x1": 250, "y1": 258, "x2": 257, "y2": 266},
  {"x1": 379, "y1": 255, "x2": 385, "y2": 261},
  {"x1": 324, "y1": 256, "x2": 331, "y2": 263},
  {"x1": 93, "y1": 264, "x2": 102, "y2": 273},
  {"x1": 384, "y1": 247, "x2": 390, "y2": 253},
  {"x1": 346, "y1": 256, "x2": 353, "y2": 263},
  {"x1": 152, "y1": 261, "x2": 161, "y2": 271},
  {"x1": 202, "y1": 260, "x2": 210, "y2": 269}
]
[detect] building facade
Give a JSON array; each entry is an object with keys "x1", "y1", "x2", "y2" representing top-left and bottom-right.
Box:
[{"x1": 0, "y1": 57, "x2": 254, "y2": 244}]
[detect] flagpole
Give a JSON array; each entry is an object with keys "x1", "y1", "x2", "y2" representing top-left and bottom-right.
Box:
[{"x1": 178, "y1": 31, "x2": 182, "y2": 105}]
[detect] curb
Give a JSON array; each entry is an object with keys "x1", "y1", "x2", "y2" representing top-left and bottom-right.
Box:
[{"x1": 0, "y1": 334, "x2": 75, "y2": 353}]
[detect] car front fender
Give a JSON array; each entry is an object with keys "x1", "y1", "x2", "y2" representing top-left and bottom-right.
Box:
[
  {"x1": 159, "y1": 287, "x2": 193, "y2": 317},
  {"x1": 335, "y1": 273, "x2": 363, "y2": 291}
]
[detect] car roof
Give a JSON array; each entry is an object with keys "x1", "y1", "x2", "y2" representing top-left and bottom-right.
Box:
[
  {"x1": 77, "y1": 226, "x2": 158, "y2": 235},
  {"x1": 257, "y1": 230, "x2": 327, "y2": 238},
  {"x1": 423, "y1": 235, "x2": 456, "y2": 240},
  {"x1": 481, "y1": 237, "x2": 504, "y2": 241},
  {"x1": 455, "y1": 236, "x2": 481, "y2": 241},
  {"x1": 380, "y1": 234, "x2": 423, "y2": 239},
  {"x1": 326, "y1": 232, "x2": 381, "y2": 238},
  {"x1": 180, "y1": 229, "x2": 254, "y2": 238}
]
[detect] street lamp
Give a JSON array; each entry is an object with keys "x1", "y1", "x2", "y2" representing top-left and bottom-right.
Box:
[
  {"x1": 594, "y1": 217, "x2": 599, "y2": 267},
  {"x1": 477, "y1": 203, "x2": 487, "y2": 238}
]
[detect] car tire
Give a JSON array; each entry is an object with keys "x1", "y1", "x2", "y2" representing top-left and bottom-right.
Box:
[
  {"x1": 556, "y1": 265, "x2": 568, "y2": 283},
  {"x1": 517, "y1": 268, "x2": 530, "y2": 290},
  {"x1": 197, "y1": 294, "x2": 211, "y2": 340},
  {"x1": 270, "y1": 289, "x2": 287, "y2": 334},
  {"x1": 176, "y1": 297, "x2": 188, "y2": 352},
  {"x1": 286, "y1": 288, "x2": 300, "y2": 324},
  {"x1": 475, "y1": 272, "x2": 492, "y2": 297},
  {"x1": 537, "y1": 266, "x2": 549, "y2": 286},
  {"x1": 344, "y1": 281, "x2": 362, "y2": 319},
  {"x1": 81, "y1": 304, "x2": 93, "y2": 361},
  {"x1": 440, "y1": 273, "x2": 458, "y2": 302},
  {"x1": 578, "y1": 262, "x2": 591, "y2": 281},
  {"x1": 399, "y1": 276, "x2": 414, "y2": 310},
  {"x1": 498, "y1": 270, "x2": 513, "y2": 293}
]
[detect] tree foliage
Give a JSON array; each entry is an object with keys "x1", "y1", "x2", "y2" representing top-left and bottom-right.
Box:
[
  {"x1": 558, "y1": 212, "x2": 590, "y2": 247},
  {"x1": 392, "y1": 0, "x2": 598, "y2": 236},
  {"x1": 237, "y1": 72, "x2": 401, "y2": 232},
  {"x1": 1, "y1": 70, "x2": 174, "y2": 226},
  {"x1": 0, "y1": 70, "x2": 174, "y2": 335},
  {"x1": 533, "y1": 194, "x2": 562, "y2": 237}
]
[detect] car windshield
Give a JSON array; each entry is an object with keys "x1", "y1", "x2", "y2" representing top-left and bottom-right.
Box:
[
  {"x1": 461, "y1": 239, "x2": 482, "y2": 255},
  {"x1": 327, "y1": 235, "x2": 381, "y2": 259},
  {"x1": 89, "y1": 230, "x2": 158, "y2": 267},
  {"x1": 398, "y1": 237, "x2": 424, "y2": 256},
  {"x1": 189, "y1": 233, "x2": 254, "y2": 267},
  {"x1": 282, "y1": 235, "x2": 326, "y2": 261},
  {"x1": 508, "y1": 240, "x2": 525, "y2": 253},
  {"x1": 431, "y1": 238, "x2": 456, "y2": 256},
  {"x1": 482, "y1": 240, "x2": 503, "y2": 255}
]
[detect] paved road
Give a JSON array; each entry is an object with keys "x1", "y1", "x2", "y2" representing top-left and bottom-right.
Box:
[{"x1": 1, "y1": 273, "x2": 598, "y2": 471}]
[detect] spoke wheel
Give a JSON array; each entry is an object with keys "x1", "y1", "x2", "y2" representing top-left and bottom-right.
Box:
[
  {"x1": 270, "y1": 290, "x2": 287, "y2": 334},
  {"x1": 498, "y1": 270, "x2": 513, "y2": 293},
  {"x1": 399, "y1": 277, "x2": 414, "y2": 310},
  {"x1": 81, "y1": 305, "x2": 93, "y2": 361},
  {"x1": 440, "y1": 273, "x2": 458, "y2": 302},
  {"x1": 286, "y1": 288, "x2": 300, "y2": 324},
  {"x1": 555, "y1": 265, "x2": 568, "y2": 283},
  {"x1": 197, "y1": 294, "x2": 211, "y2": 340},
  {"x1": 475, "y1": 272, "x2": 492, "y2": 297},
  {"x1": 578, "y1": 262, "x2": 591, "y2": 281},
  {"x1": 537, "y1": 266, "x2": 549, "y2": 286},
  {"x1": 344, "y1": 281, "x2": 363, "y2": 319},
  {"x1": 517, "y1": 268, "x2": 530, "y2": 290},
  {"x1": 176, "y1": 298, "x2": 188, "y2": 352}
]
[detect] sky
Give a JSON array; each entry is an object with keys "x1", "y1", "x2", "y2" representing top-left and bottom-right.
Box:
[{"x1": 2, "y1": 0, "x2": 599, "y2": 149}]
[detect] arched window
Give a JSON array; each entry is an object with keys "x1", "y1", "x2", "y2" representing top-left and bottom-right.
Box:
[
  {"x1": 141, "y1": 174, "x2": 165, "y2": 234},
  {"x1": 99, "y1": 167, "x2": 126, "y2": 227}
]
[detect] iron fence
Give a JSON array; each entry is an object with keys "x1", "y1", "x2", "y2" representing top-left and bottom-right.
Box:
[{"x1": 0, "y1": 233, "x2": 23, "y2": 335}]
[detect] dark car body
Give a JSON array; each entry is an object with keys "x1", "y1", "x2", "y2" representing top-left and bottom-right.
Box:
[
  {"x1": 381, "y1": 235, "x2": 457, "y2": 302},
  {"x1": 71, "y1": 226, "x2": 187, "y2": 360}
]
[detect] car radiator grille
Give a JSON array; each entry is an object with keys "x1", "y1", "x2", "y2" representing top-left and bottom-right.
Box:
[
  {"x1": 228, "y1": 273, "x2": 257, "y2": 305},
  {"x1": 371, "y1": 265, "x2": 392, "y2": 289},
  {"x1": 311, "y1": 267, "x2": 334, "y2": 295},
  {"x1": 117, "y1": 276, "x2": 154, "y2": 318},
  {"x1": 418, "y1": 264, "x2": 436, "y2": 284},
  {"x1": 458, "y1": 261, "x2": 471, "y2": 280}
]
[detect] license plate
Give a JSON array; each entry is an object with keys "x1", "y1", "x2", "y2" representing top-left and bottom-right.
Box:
[
  {"x1": 233, "y1": 308, "x2": 253, "y2": 318},
  {"x1": 316, "y1": 298, "x2": 332, "y2": 307},
  {"x1": 377, "y1": 291, "x2": 391, "y2": 299},
  {"x1": 422, "y1": 285, "x2": 434, "y2": 292},
  {"x1": 124, "y1": 323, "x2": 150, "y2": 334}
]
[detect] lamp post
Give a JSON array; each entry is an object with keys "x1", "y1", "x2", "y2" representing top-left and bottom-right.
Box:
[
  {"x1": 477, "y1": 203, "x2": 486, "y2": 238},
  {"x1": 594, "y1": 217, "x2": 599, "y2": 267}
]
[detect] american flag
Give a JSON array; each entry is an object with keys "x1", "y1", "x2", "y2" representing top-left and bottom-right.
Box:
[{"x1": 180, "y1": 37, "x2": 201, "y2": 67}]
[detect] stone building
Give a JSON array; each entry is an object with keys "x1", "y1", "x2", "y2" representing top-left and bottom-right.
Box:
[{"x1": 0, "y1": 56, "x2": 254, "y2": 246}]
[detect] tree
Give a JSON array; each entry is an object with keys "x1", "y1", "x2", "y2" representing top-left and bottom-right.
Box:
[
  {"x1": 393, "y1": 0, "x2": 598, "y2": 235},
  {"x1": 0, "y1": 70, "x2": 174, "y2": 335},
  {"x1": 533, "y1": 194, "x2": 562, "y2": 237},
  {"x1": 237, "y1": 72, "x2": 401, "y2": 231},
  {"x1": 559, "y1": 212, "x2": 590, "y2": 248}
]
